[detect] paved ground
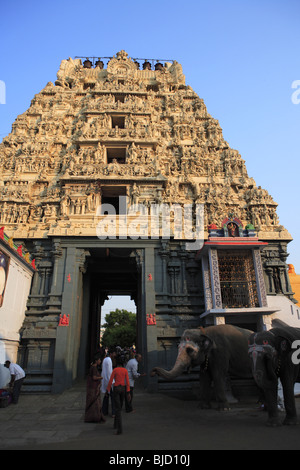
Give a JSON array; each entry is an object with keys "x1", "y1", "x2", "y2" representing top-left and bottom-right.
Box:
[{"x1": 1, "y1": 381, "x2": 300, "y2": 451}]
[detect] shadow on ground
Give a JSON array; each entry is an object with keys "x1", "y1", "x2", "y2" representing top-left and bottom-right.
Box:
[{"x1": 1, "y1": 381, "x2": 299, "y2": 450}]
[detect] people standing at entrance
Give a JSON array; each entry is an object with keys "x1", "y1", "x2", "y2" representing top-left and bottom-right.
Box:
[
  {"x1": 84, "y1": 356, "x2": 106, "y2": 423},
  {"x1": 4, "y1": 361, "x2": 25, "y2": 404},
  {"x1": 125, "y1": 353, "x2": 146, "y2": 412},
  {"x1": 106, "y1": 355, "x2": 131, "y2": 435},
  {"x1": 101, "y1": 348, "x2": 116, "y2": 417}
]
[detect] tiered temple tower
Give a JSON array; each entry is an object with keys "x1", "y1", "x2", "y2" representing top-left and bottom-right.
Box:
[{"x1": 0, "y1": 51, "x2": 294, "y2": 393}]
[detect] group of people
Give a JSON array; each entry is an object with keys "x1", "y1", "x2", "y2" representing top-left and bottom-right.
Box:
[
  {"x1": 2, "y1": 350, "x2": 144, "y2": 435},
  {"x1": 84, "y1": 347, "x2": 145, "y2": 435}
]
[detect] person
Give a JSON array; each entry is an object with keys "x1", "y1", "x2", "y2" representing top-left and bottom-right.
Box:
[
  {"x1": 125, "y1": 353, "x2": 146, "y2": 412},
  {"x1": 101, "y1": 348, "x2": 116, "y2": 417},
  {"x1": 4, "y1": 360, "x2": 25, "y2": 404},
  {"x1": 106, "y1": 355, "x2": 131, "y2": 435},
  {"x1": 84, "y1": 356, "x2": 106, "y2": 423}
]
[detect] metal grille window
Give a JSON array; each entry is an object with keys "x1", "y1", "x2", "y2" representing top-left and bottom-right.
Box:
[{"x1": 218, "y1": 250, "x2": 259, "y2": 308}]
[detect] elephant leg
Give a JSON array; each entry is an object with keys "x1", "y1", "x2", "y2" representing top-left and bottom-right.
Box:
[
  {"x1": 198, "y1": 371, "x2": 212, "y2": 409},
  {"x1": 281, "y1": 377, "x2": 298, "y2": 425},
  {"x1": 263, "y1": 386, "x2": 282, "y2": 427},
  {"x1": 213, "y1": 373, "x2": 230, "y2": 410},
  {"x1": 225, "y1": 376, "x2": 238, "y2": 405}
]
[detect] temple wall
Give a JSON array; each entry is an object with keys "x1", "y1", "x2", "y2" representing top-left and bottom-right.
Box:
[
  {"x1": 265, "y1": 295, "x2": 300, "y2": 329},
  {"x1": 0, "y1": 241, "x2": 34, "y2": 365}
]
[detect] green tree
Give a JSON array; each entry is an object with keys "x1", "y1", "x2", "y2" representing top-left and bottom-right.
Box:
[{"x1": 101, "y1": 309, "x2": 136, "y2": 348}]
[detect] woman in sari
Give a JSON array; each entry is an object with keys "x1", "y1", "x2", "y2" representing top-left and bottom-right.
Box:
[{"x1": 84, "y1": 356, "x2": 106, "y2": 423}]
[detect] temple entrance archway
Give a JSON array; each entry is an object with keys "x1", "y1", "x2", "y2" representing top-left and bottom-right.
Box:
[{"x1": 78, "y1": 247, "x2": 143, "y2": 376}]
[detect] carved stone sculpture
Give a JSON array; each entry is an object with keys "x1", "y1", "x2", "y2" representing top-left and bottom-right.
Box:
[{"x1": 0, "y1": 50, "x2": 290, "y2": 242}]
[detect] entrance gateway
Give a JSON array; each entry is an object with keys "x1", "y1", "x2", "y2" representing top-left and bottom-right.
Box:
[{"x1": 0, "y1": 51, "x2": 294, "y2": 394}]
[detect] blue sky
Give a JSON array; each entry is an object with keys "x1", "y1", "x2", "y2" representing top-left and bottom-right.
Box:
[{"x1": 0, "y1": 0, "x2": 299, "y2": 292}]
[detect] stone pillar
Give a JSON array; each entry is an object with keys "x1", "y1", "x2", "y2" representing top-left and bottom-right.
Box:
[
  {"x1": 208, "y1": 248, "x2": 222, "y2": 309},
  {"x1": 144, "y1": 245, "x2": 157, "y2": 392},
  {"x1": 29, "y1": 241, "x2": 44, "y2": 296},
  {"x1": 47, "y1": 241, "x2": 64, "y2": 313},
  {"x1": 265, "y1": 267, "x2": 274, "y2": 294},
  {"x1": 167, "y1": 249, "x2": 180, "y2": 295},
  {"x1": 158, "y1": 242, "x2": 169, "y2": 294},
  {"x1": 168, "y1": 261, "x2": 180, "y2": 294},
  {"x1": 279, "y1": 266, "x2": 288, "y2": 293},
  {"x1": 201, "y1": 256, "x2": 213, "y2": 311},
  {"x1": 51, "y1": 247, "x2": 89, "y2": 393},
  {"x1": 179, "y1": 246, "x2": 188, "y2": 294},
  {"x1": 253, "y1": 248, "x2": 268, "y2": 307}
]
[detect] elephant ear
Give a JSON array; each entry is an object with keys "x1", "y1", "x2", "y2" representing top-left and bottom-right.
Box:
[
  {"x1": 199, "y1": 334, "x2": 216, "y2": 354},
  {"x1": 277, "y1": 336, "x2": 291, "y2": 352},
  {"x1": 272, "y1": 328, "x2": 294, "y2": 353}
]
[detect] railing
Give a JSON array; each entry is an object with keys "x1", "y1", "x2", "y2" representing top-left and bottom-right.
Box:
[
  {"x1": 218, "y1": 250, "x2": 260, "y2": 308},
  {"x1": 220, "y1": 281, "x2": 259, "y2": 308}
]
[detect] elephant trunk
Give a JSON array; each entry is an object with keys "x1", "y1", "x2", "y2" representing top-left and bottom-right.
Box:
[
  {"x1": 265, "y1": 356, "x2": 278, "y2": 383},
  {"x1": 249, "y1": 342, "x2": 278, "y2": 388},
  {"x1": 151, "y1": 342, "x2": 192, "y2": 380}
]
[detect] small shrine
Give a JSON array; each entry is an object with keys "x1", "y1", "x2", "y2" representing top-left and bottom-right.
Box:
[{"x1": 196, "y1": 216, "x2": 278, "y2": 328}]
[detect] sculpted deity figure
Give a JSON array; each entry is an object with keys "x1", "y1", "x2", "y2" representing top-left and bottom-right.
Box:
[
  {"x1": 107, "y1": 158, "x2": 121, "y2": 175},
  {"x1": 130, "y1": 183, "x2": 140, "y2": 205},
  {"x1": 86, "y1": 192, "x2": 96, "y2": 212},
  {"x1": 43, "y1": 204, "x2": 52, "y2": 221},
  {"x1": 127, "y1": 142, "x2": 138, "y2": 163},
  {"x1": 94, "y1": 143, "x2": 105, "y2": 164},
  {"x1": 60, "y1": 195, "x2": 70, "y2": 217}
]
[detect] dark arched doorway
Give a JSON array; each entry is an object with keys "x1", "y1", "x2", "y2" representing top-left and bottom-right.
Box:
[{"x1": 79, "y1": 247, "x2": 143, "y2": 375}]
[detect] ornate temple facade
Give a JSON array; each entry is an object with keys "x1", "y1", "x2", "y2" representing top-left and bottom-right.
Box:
[{"x1": 0, "y1": 51, "x2": 295, "y2": 393}]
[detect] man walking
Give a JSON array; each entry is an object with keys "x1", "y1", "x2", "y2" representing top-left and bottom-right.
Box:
[
  {"x1": 125, "y1": 353, "x2": 145, "y2": 412},
  {"x1": 4, "y1": 360, "x2": 25, "y2": 404},
  {"x1": 101, "y1": 348, "x2": 116, "y2": 417}
]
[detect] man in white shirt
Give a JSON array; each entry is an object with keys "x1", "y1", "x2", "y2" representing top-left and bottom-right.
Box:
[
  {"x1": 125, "y1": 353, "x2": 145, "y2": 412},
  {"x1": 101, "y1": 348, "x2": 116, "y2": 416},
  {"x1": 4, "y1": 361, "x2": 25, "y2": 404}
]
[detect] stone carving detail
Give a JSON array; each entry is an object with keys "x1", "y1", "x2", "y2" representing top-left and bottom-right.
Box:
[
  {"x1": 107, "y1": 50, "x2": 138, "y2": 79},
  {"x1": 0, "y1": 50, "x2": 290, "y2": 243},
  {"x1": 209, "y1": 249, "x2": 222, "y2": 309},
  {"x1": 253, "y1": 248, "x2": 268, "y2": 307}
]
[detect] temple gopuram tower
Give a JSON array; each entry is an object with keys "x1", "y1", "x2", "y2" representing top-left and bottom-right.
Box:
[{"x1": 0, "y1": 51, "x2": 294, "y2": 393}]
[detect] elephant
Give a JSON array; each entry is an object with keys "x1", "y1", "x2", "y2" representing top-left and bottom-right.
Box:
[
  {"x1": 151, "y1": 324, "x2": 254, "y2": 410},
  {"x1": 248, "y1": 319, "x2": 300, "y2": 426}
]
